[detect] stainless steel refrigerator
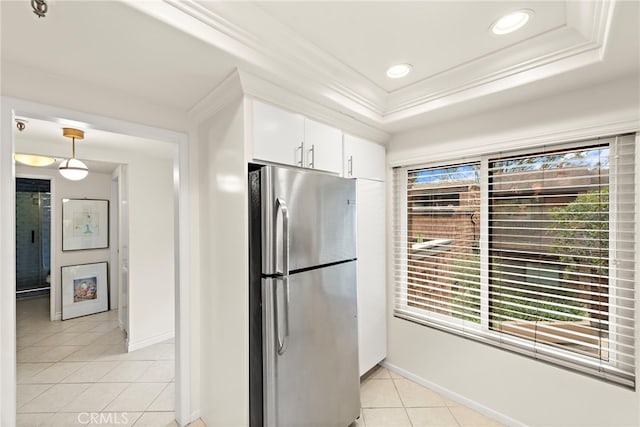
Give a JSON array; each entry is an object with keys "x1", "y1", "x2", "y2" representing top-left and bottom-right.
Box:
[{"x1": 249, "y1": 164, "x2": 361, "y2": 427}]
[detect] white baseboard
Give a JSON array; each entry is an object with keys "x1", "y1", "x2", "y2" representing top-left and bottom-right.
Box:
[
  {"x1": 188, "y1": 410, "x2": 201, "y2": 426},
  {"x1": 381, "y1": 361, "x2": 526, "y2": 427},
  {"x1": 127, "y1": 330, "x2": 175, "y2": 352},
  {"x1": 52, "y1": 312, "x2": 61, "y2": 321}
]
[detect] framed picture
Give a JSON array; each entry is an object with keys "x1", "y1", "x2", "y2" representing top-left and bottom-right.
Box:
[
  {"x1": 61, "y1": 262, "x2": 109, "y2": 320},
  {"x1": 62, "y1": 198, "x2": 109, "y2": 251}
]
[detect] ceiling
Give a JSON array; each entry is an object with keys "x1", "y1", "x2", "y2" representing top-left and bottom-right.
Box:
[
  {"x1": 256, "y1": 1, "x2": 568, "y2": 93},
  {"x1": 1, "y1": 1, "x2": 237, "y2": 111},
  {"x1": 13, "y1": 116, "x2": 175, "y2": 174},
  {"x1": 1, "y1": 0, "x2": 639, "y2": 137}
]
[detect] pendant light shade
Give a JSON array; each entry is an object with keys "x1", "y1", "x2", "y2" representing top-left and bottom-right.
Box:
[
  {"x1": 59, "y1": 127, "x2": 88, "y2": 181},
  {"x1": 59, "y1": 158, "x2": 89, "y2": 180}
]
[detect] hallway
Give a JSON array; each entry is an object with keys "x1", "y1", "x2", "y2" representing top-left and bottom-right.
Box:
[{"x1": 16, "y1": 297, "x2": 176, "y2": 426}]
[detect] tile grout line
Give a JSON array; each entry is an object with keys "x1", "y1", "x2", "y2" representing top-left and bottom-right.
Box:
[
  {"x1": 15, "y1": 383, "x2": 54, "y2": 412},
  {"x1": 364, "y1": 366, "x2": 501, "y2": 427},
  {"x1": 390, "y1": 377, "x2": 414, "y2": 427},
  {"x1": 446, "y1": 405, "x2": 463, "y2": 427},
  {"x1": 16, "y1": 298, "x2": 177, "y2": 426}
]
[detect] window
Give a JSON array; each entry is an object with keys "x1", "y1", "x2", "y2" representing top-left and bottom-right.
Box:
[{"x1": 393, "y1": 135, "x2": 636, "y2": 387}]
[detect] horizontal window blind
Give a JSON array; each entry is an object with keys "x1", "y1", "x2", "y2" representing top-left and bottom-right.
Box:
[{"x1": 393, "y1": 134, "x2": 636, "y2": 388}]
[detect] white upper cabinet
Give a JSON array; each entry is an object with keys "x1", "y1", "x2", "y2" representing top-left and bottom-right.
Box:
[
  {"x1": 304, "y1": 118, "x2": 343, "y2": 174},
  {"x1": 343, "y1": 134, "x2": 386, "y2": 181},
  {"x1": 252, "y1": 100, "x2": 305, "y2": 167},
  {"x1": 251, "y1": 100, "x2": 342, "y2": 173}
]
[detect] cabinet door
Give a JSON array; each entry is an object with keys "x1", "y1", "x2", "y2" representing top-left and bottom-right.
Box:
[
  {"x1": 304, "y1": 118, "x2": 343, "y2": 174},
  {"x1": 344, "y1": 134, "x2": 385, "y2": 181},
  {"x1": 356, "y1": 179, "x2": 387, "y2": 375},
  {"x1": 251, "y1": 100, "x2": 305, "y2": 167}
]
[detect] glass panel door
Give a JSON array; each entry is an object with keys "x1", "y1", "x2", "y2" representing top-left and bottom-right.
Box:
[{"x1": 16, "y1": 178, "x2": 51, "y2": 298}]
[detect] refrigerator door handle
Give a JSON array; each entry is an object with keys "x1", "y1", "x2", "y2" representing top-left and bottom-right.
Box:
[
  {"x1": 275, "y1": 197, "x2": 290, "y2": 355},
  {"x1": 274, "y1": 276, "x2": 290, "y2": 355},
  {"x1": 275, "y1": 197, "x2": 289, "y2": 275}
]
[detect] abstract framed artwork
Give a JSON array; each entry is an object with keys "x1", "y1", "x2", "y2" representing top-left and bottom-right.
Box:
[
  {"x1": 62, "y1": 198, "x2": 109, "y2": 251},
  {"x1": 61, "y1": 262, "x2": 109, "y2": 320}
]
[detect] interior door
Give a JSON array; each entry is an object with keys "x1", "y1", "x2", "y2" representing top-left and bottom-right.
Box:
[
  {"x1": 263, "y1": 261, "x2": 360, "y2": 427},
  {"x1": 110, "y1": 176, "x2": 119, "y2": 311},
  {"x1": 15, "y1": 178, "x2": 51, "y2": 298},
  {"x1": 118, "y1": 166, "x2": 129, "y2": 334}
]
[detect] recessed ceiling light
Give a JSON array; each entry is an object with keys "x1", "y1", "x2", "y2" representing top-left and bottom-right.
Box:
[
  {"x1": 386, "y1": 63, "x2": 412, "y2": 79},
  {"x1": 491, "y1": 10, "x2": 533, "y2": 35},
  {"x1": 14, "y1": 153, "x2": 56, "y2": 167}
]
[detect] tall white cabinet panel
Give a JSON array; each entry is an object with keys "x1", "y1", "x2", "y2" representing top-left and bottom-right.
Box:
[
  {"x1": 356, "y1": 179, "x2": 387, "y2": 375},
  {"x1": 252, "y1": 100, "x2": 305, "y2": 166},
  {"x1": 304, "y1": 118, "x2": 343, "y2": 174},
  {"x1": 344, "y1": 134, "x2": 386, "y2": 181}
]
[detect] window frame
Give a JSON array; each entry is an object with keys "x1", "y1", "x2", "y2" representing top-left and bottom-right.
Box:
[{"x1": 393, "y1": 136, "x2": 635, "y2": 388}]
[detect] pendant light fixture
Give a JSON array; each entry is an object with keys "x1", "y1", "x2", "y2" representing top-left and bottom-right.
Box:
[
  {"x1": 59, "y1": 128, "x2": 88, "y2": 181},
  {"x1": 14, "y1": 153, "x2": 56, "y2": 167}
]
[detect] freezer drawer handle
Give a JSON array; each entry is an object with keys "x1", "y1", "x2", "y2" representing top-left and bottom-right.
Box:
[{"x1": 274, "y1": 277, "x2": 290, "y2": 355}]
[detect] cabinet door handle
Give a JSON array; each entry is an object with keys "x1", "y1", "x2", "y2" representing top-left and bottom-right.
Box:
[
  {"x1": 308, "y1": 144, "x2": 315, "y2": 169},
  {"x1": 348, "y1": 155, "x2": 353, "y2": 177},
  {"x1": 296, "y1": 142, "x2": 304, "y2": 167}
]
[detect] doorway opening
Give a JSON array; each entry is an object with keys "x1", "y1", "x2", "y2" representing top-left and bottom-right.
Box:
[
  {"x1": 15, "y1": 178, "x2": 51, "y2": 300},
  {"x1": 1, "y1": 98, "x2": 191, "y2": 427}
]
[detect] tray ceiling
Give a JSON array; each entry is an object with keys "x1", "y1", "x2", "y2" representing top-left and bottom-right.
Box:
[{"x1": 257, "y1": 1, "x2": 568, "y2": 93}]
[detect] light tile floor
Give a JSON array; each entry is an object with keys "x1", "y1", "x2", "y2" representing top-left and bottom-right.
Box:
[
  {"x1": 17, "y1": 297, "x2": 503, "y2": 427},
  {"x1": 357, "y1": 366, "x2": 505, "y2": 427},
  {"x1": 16, "y1": 296, "x2": 179, "y2": 427}
]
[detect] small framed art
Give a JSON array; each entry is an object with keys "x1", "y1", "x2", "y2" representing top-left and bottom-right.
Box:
[
  {"x1": 61, "y1": 262, "x2": 109, "y2": 320},
  {"x1": 62, "y1": 198, "x2": 109, "y2": 251}
]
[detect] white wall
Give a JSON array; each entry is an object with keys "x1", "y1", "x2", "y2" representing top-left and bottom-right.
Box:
[
  {"x1": 197, "y1": 97, "x2": 249, "y2": 426},
  {"x1": 16, "y1": 165, "x2": 112, "y2": 319},
  {"x1": 2, "y1": 62, "x2": 188, "y2": 133},
  {"x1": 386, "y1": 75, "x2": 640, "y2": 426}
]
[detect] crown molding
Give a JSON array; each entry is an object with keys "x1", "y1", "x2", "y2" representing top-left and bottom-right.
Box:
[
  {"x1": 237, "y1": 69, "x2": 389, "y2": 144},
  {"x1": 187, "y1": 70, "x2": 245, "y2": 124},
  {"x1": 383, "y1": 1, "x2": 614, "y2": 123},
  {"x1": 567, "y1": 0, "x2": 613, "y2": 46},
  {"x1": 126, "y1": 0, "x2": 617, "y2": 131},
  {"x1": 125, "y1": 0, "x2": 386, "y2": 122},
  {"x1": 187, "y1": 68, "x2": 389, "y2": 144}
]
